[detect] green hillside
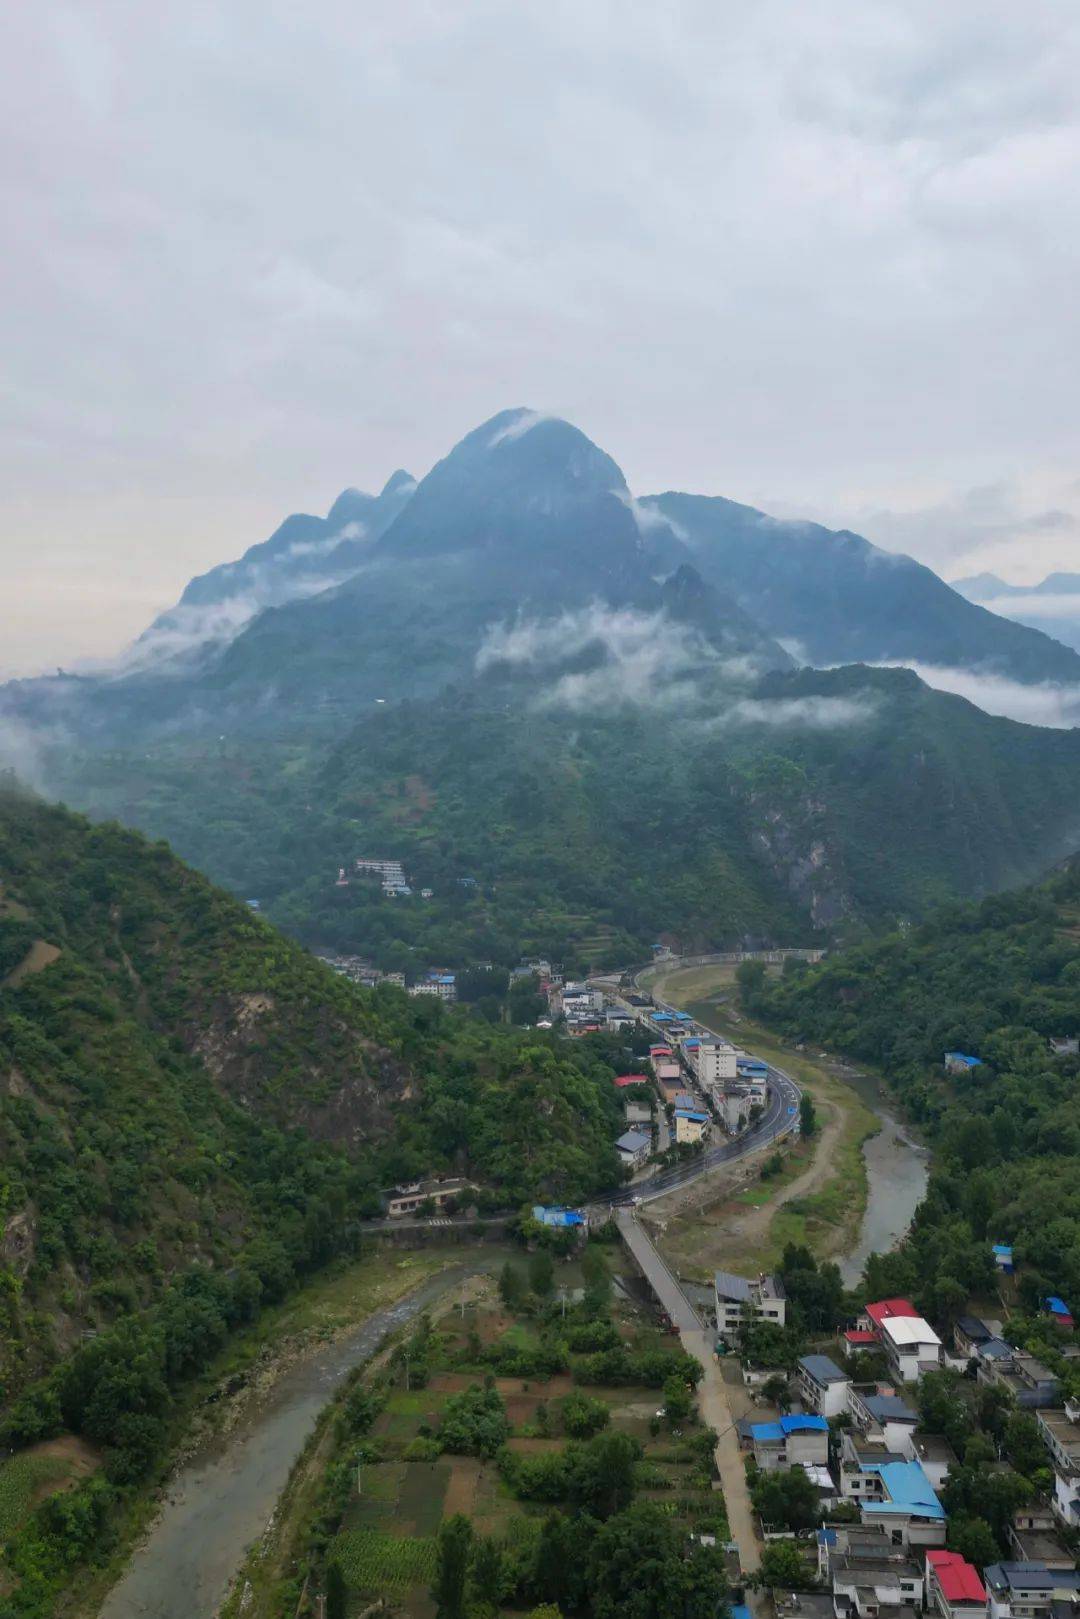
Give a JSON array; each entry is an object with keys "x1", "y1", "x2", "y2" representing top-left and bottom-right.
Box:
[{"x1": 748, "y1": 859, "x2": 1080, "y2": 1337}]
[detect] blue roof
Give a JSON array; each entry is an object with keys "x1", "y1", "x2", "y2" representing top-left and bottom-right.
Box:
[
  {"x1": 862, "y1": 1393, "x2": 917, "y2": 1421},
  {"x1": 992, "y1": 1243, "x2": 1013, "y2": 1256},
  {"x1": 1046, "y1": 1296, "x2": 1071, "y2": 1314},
  {"x1": 945, "y1": 1051, "x2": 982, "y2": 1067},
  {"x1": 732, "y1": 1606, "x2": 752, "y2": 1619},
  {"x1": 675, "y1": 1110, "x2": 710, "y2": 1123},
  {"x1": 817, "y1": 1528, "x2": 837, "y2": 1548},
  {"x1": 751, "y1": 1414, "x2": 829, "y2": 1440},
  {"x1": 738, "y1": 1060, "x2": 768, "y2": 1072},
  {"x1": 672, "y1": 1011, "x2": 692, "y2": 1020},
  {"x1": 684, "y1": 1038, "x2": 701, "y2": 1048},
  {"x1": 532, "y1": 1205, "x2": 585, "y2": 1227},
  {"x1": 860, "y1": 1460, "x2": 945, "y2": 1518},
  {"x1": 652, "y1": 1012, "x2": 673, "y2": 1022}
]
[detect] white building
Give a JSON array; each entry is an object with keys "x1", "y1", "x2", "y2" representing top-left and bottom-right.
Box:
[
  {"x1": 880, "y1": 1314, "x2": 942, "y2": 1383},
  {"x1": 691, "y1": 1038, "x2": 738, "y2": 1085},
  {"x1": 615, "y1": 1129, "x2": 651, "y2": 1169},
  {"x1": 797, "y1": 1353, "x2": 851, "y2": 1417},
  {"x1": 714, "y1": 1270, "x2": 786, "y2": 1340},
  {"x1": 1037, "y1": 1410, "x2": 1080, "y2": 1528},
  {"x1": 983, "y1": 1563, "x2": 1080, "y2": 1619},
  {"x1": 847, "y1": 1388, "x2": 920, "y2": 1453}
]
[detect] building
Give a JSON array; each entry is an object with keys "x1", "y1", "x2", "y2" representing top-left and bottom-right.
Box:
[
  {"x1": 983, "y1": 1564, "x2": 1080, "y2": 1619},
  {"x1": 829, "y1": 1540, "x2": 925, "y2": 1619},
  {"x1": 386, "y1": 1177, "x2": 476, "y2": 1217},
  {"x1": 955, "y1": 1315, "x2": 994, "y2": 1360},
  {"x1": 944, "y1": 1051, "x2": 983, "y2": 1075},
  {"x1": 532, "y1": 1205, "x2": 588, "y2": 1230},
  {"x1": 1036, "y1": 1410, "x2": 1080, "y2": 1529},
  {"x1": 880, "y1": 1314, "x2": 942, "y2": 1383},
  {"x1": 848, "y1": 1390, "x2": 920, "y2": 1453},
  {"x1": 742, "y1": 1412, "x2": 829, "y2": 1471},
  {"x1": 691, "y1": 1038, "x2": 738, "y2": 1085},
  {"x1": 842, "y1": 1328, "x2": 883, "y2": 1356},
  {"x1": 736, "y1": 1058, "x2": 769, "y2": 1094},
  {"x1": 860, "y1": 1298, "x2": 919, "y2": 1332},
  {"x1": 905, "y1": 1434, "x2": 960, "y2": 1492},
  {"x1": 855, "y1": 1459, "x2": 947, "y2": 1548},
  {"x1": 1007, "y1": 1515, "x2": 1077, "y2": 1571},
  {"x1": 978, "y1": 1348, "x2": 1061, "y2": 1410},
  {"x1": 654, "y1": 1057, "x2": 682, "y2": 1082},
  {"x1": 1048, "y1": 1037, "x2": 1079, "y2": 1057},
  {"x1": 615, "y1": 1129, "x2": 652, "y2": 1169},
  {"x1": 819, "y1": 1522, "x2": 926, "y2": 1592},
  {"x1": 714, "y1": 1270, "x2": 786, "y2": 1340},
  {"x1": 671, "y1": 1090, "x2": 697, "y2": 1110},
  {"x1": 798, "y1": 1353, "x2": 852, "y2": 1417},
  {"x1": 624, "y1": 1100, "x2": 653, "y2": 1129},
  {"x1": 408, "y1": 972, "x2": 457, "y2": 1001},
  {"x1": 674, "y1": 1109, "x2": 711, "y2": 1145},
  {"x1": 614, "y1": 1073, "x2": 650, "y2": 1089},
  {"x1": 926, "y1": 1551, "x2": 988, "y2": 1619},
  {"x1": 993, "y1": 1244, "x2": 1015, "y2": 1275},
  {"x1": 720, "y1": 1085, "x2": 753, "y2": 1133}
]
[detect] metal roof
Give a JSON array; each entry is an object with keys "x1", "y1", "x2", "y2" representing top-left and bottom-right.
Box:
[{"x1": 800, "y1": 1353, "x2": 849, "y2": 1384}]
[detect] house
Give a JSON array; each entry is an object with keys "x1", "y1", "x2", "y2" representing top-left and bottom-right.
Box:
[
  {"x1": 614, "y1": 1129, "x2": 651, "y2": 1169},
  {"x1": 648, "y1": 1043, "x2": 673, "y2": 1060},
  {"x1": 983, "y1": 1563, "x2": 1080, "y2": 1619},
  {"x1": 386, "y1": 1177, "x2": 476, "y2": 1217},
  {"x1": 842, "y1": 1328, "x2": 882, "y2": 1356},
  {"x1": 848, "y1": 1390, "x2": 920, "y2": 1453},
  {"x1": 671, "y1": 1090, "x2": 697, "y2": 1111},
  {"x1": 979, "y1": 1349, "x2": 1061, "y2": 1410},
  {"x1": 1048, "y1": 1037, "x2": 1079, "y2": 1057},
  {"x1": 839, "y1": 1432, "x2": 909, "y2": 1499},
  {"x1": 690, "y1": 1038, "x2": 738, "y2": 1085},
  {"x1": 674, "y1": 1109, "x2": 711, "y2": 1145},
  {"x1": 654, "y1": 1058, "x2": 682, "y2": 1082},
  {"x1": 855, "y1": 1459, "x2": 947, "y2": 1548},
  {"x1": 714, "y1": 1270, "x2": 786, "y2": 1340},
  {"x1": 944, "y1": 1051, "x2": 983, "y2": 1075},
  {"x1": 880, "y1": 1314, "x2": 942, "y2": 1383},
  {"x1": 798, "y1": 1353, "x2": 851, "y2": 1417},
  {"x1": 926, "y1": 1551, "x2": 988, "y2": 1619},
  {"x1": 1007, "y1": 1517, "x2": 1078, "y2": 1571},
  {"x1": 736, "y1": 1058, "x2": 769, "y2": 1092},
  {"x1": 955, "y1": 1315, "x2": 994, "y2": 1359},
  {"x1": 860, "y1": 1298, "x2": 919, "y2": 1332},
  {"x1": 408, "y1": 972, "x2": 457, "y2": 1001},
  {"x1": 818, "y1": 1522, "x2": 926, "y2": 1595},
  {"x1": 624, "y1": 1100, "x2": 653, "y2": 1129},
  {"x1": 905, "y1": 1433, "x2": 960, "y2": 1491},
  {"x1": 614, "y1": 1073, "x2": 650, "y2": 1089},
  {"x1": 1036, "y1": 1410, "x2": 1080, "y2": 1529},
  {"x1": 742, "y1": 1412, "x2": 829, "y2": 1471},
  {"x1": 532, "y1": 1205, "x2": 588, "y2": 1230},
  {"x1": 1045, "y1": 1296, "x2": 1075, "y2": 1330},
  {"x1": 992, "y1": 1244, "x2": 1015, "y2": 1274},
  {"x1": 719, "y1": 1085, "x2": 753, "y2": 1133},
  {"x1": 832, "y1": 1547, "x2": 925, "y2": 1619}
]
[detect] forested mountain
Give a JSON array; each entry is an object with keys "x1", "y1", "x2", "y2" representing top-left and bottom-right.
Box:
[
  {"x1": 748, "y1": 862, "x2": 1080, "y2": 1324},
  {"x1": 0, "y1": 783, "x2": 627, "y2": 1412},
  {"x1": 52, "y1": 664, "x2": 1080, "y2": 974},
  {"x1": 953, "y1": 571, "x2": 1080, "y2": 655}
]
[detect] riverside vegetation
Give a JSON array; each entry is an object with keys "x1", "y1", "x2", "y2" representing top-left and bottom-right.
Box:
[{"x1": 0, "y1": 784, "x2": 640, "y2": 1616}]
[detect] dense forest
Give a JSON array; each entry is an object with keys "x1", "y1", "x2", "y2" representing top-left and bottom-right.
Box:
[
  {"x1": 51, "y1": 665, "x2": 1080, "y2": 975},
  {"x1": 747, "y1": 858, "x2": 1080, "y2": 1362}
]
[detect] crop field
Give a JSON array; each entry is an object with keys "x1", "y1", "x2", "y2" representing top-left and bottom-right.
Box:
[
  {"x1": 327, "y1": 1284, "x2": 727, "y2": 1617},
  {"x1": 0, "y1": 1438, "x2": 97, "y2": 1544}
]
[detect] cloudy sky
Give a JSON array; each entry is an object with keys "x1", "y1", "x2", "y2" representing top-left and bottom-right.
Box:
[{"x1": 3, "y1": 1, "x2": 1080, "y2": 675}]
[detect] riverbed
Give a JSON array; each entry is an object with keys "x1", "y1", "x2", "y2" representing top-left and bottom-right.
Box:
[
  {"x1": 99, "y1": 1260, "x2": 496, "y2": 1619},
  {"x1": 833, "y1": 1065, "x2": 929, "y2": 1285}
]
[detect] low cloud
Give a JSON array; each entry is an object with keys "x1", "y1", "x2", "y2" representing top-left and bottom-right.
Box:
[
  {"x1": 873, "y1": 661, "x2": 1080, "y2": 728},
  {"x1": 718, "y1": 695, "x2": 874, "y2": 729},
  {"x1": 487, "y1": 410, "x2": 556, "y2": 448},
  {"x1": 976, "y1": 591, "x2": 1080, "y2": 623}
]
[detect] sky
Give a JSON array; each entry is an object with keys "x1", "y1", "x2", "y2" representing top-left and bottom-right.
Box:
[{"x1": 3, "y1": 1, "x2": 1080, "y2": 676}]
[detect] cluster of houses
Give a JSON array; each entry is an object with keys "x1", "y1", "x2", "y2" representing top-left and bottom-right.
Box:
[
  {"x1": 721, "y1": 1275, "x2": 1080, "y2": 1616},
  {"x1": 335, "y1": 857, "x2": 435, "y2": 899},
  {"x1": 316, "y1": 953, "x2": 408, "y2": 989}
]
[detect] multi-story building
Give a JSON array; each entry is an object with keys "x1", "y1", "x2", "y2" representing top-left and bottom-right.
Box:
[
  {"x1": 880, "y1": 1314, "x2": 943, "y2": 1383},
  {"x1": 741, "y1": 1412, "x2": 829, "y2": 1472},
  {"x1": 797, "y1": 1353, "x2": 852, "y2": 1417},
  {"x1": 926, "y1": 1551, "x2": 988, "y2": 1619},
  {"x1": 714, "y1": 1269, "x2": 786, "y2": 1340},
  {"x1": 983, "y1": 1563, "x2": 1080, "y2": 1619}
]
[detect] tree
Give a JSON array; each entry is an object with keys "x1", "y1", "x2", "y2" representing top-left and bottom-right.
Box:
[
  {"x1": 589, "y1": 1502, "x2": 727, "y2": 1619},
  {"x1": 799, "y1": 1092, "x2": 817, "y2": 1137},
  {"x1": 948, "y1": 1516, "x2": 1000, "y2": 1571},
  {"x1": 736, "y1": 960, "x2": 767, "y2": 1001},
  {"x1": 662, "y1": 1373, "x2": 694, "y2": 1427},
  {"x1": 1004, "y1": 1411, "x2": 1048, "y2": 1479},
  {"x1": 751, "y1": 1464, "x2": 821, "y2": 1532},
  {"x1": 439, "y1": 1385, "x2": 510, "y2": 1458},
  {"x1": 470, "y1": 1535, "x2": 507, "y2": 1610},
  {"x1": 325, "y1": 1562, "x2": 347, "y2": 1619},
  {"x1": 433, "y1": 1515, "x2": 474, "y2": 1619},
  {"x1": 529, "y1": 1249, "x2": 555, "y2": 1298},
  {"x1": 499, "y1": 1261, "x2": 525, "y2": 1310},
  {"x1": 756, "y1": 1540, "x2": 815, "y2": 1591},
  {"x1": 567, "y1": 1430, "x2": 641, "y2": 1518}
]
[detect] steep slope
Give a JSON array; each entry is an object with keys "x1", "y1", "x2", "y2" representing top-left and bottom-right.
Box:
[
  {"x1": 129, "y1": 468, "x2": 418, "y2": 669},
  {"x1": 0, "y1": 783, "x2": 626, "y2": 1412},
  {"x1": 643, "y1": 491, "x2": 1080, "y2": 682},
  {"x1": 953, "y1": 571, "x2": 1080, "y2": 654}
]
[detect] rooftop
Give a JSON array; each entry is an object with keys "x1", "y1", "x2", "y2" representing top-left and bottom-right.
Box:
[
  {"x1": 926, "y1": 1550, "x2": 987, "y2": 1605},
  {"x1": 800, "y1": 1353, "x2": 849, "y2": 1384},
  {"x1": 956, "y1": 1315, "x2": 992, "y2": 1342},
  {"x1": 881, "y1": 1314, "x2": 942, "y2": 1349},
  {"x1": 715, "y1": 1269, "x2": 785, "y2": 1304},
  {"x1": 751, "y1": 1414, "x2": 830, "y2": 1441},
  {"x1": 615, "y1": 1129, "x2": 652, "y2": 1153},
  {"x1": 860, "y1": 1460, "x2": 945, "y2": 1519},
  {"x1": 983, "y1": 1564, "x2": 1080, "y2": 1596},
  {"x1": 866, "y1": 1297, "x2": 919, "y2": 1327}
]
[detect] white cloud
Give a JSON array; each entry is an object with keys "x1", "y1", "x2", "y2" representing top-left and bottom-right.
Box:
[
  {"x1": 719, "y1": 695, "x2": 873, "y2": 729},
  {"x1": 975, "y1": 591, "x2": 1080, "y2": 622},
  {"x1": 487, "y1": 410, "x2": 556, "y2": 448},
  {"x1": 873, "y1": 661, "x2": 1080, "y2": 728}
]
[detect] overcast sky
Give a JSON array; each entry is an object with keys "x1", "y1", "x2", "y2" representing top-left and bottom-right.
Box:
[{"x1": 3, "y1": 2, "x2": 1080, "y2": 675}]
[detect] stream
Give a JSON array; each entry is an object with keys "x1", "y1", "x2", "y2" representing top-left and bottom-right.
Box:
[
  {"x1": 99, "y1": 1260, "x2": 496, "y2": 1619},
  {"x1": 833, "y1": 1065, "x2": 930, "y2": 1285}
]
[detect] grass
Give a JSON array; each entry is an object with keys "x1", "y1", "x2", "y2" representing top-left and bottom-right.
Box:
[{"x1": 0, "y1": 1453, "x2": 70, "y2": 1543}]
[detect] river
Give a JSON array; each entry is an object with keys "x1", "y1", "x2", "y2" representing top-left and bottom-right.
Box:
[
  {"x1": 99, "y1": 1260, "x2": 496, "y2": 1619},
  {"x1": 833, "y1": 1065, "x2": 930, "y2": 1285}
]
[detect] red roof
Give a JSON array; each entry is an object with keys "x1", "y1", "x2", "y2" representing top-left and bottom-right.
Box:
[
  {"x1": 866, "y1": 1297, "x2": 918, "y2": 1327},
  {"x1": 927, "y1": 1551, "x2": 987, "y2": 1605},
  {"x1": 614, "y1": 1074, "x2": 648, "y2": 1088},
  {"x1": 649, "y1": 1045, "x2": 673, "y2": 1056},
  {"x1": 844, "y1": 1329, "x2": 880, "y2": 1345}
]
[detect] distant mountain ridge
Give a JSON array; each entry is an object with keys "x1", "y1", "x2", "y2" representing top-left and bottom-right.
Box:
[{"x1": 952, "y1": 571, "x2": 1080, "y2": 654}]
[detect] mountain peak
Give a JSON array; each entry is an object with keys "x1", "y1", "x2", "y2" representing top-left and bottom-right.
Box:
[{"x1": 381, "y1": 469, "x2": 417, "y2": 498}]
